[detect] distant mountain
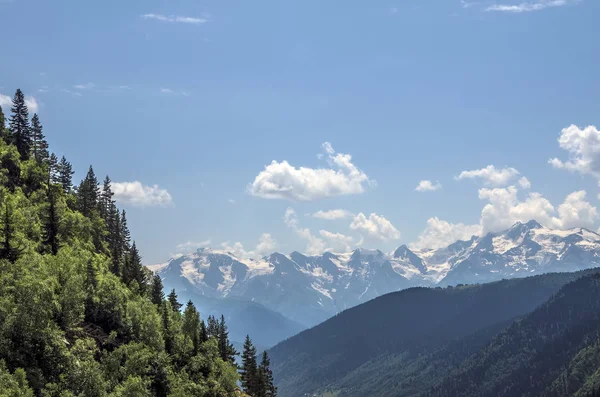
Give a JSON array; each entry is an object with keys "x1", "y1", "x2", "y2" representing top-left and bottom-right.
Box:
[
  {"x1": 149, "y1": 221, "x2": 600, "y2": 345},
  {"x1": 267, "y1": 269, "x2": 600, "y2": 397}
]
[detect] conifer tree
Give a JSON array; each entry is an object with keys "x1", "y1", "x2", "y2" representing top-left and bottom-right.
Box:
[
  {"x1": 8, "y1": 89, "x2": 31, "y2": 159},
  {"x1": 123, "y1": 242, "x2": 147, "y2": 293},
  {"x1": 150, "y1": 273, "x2": 165, "y2": 305},
  {"x1": 258, "y1": 351, "x2": 277, "y2": 397},
  {"x1": 207, "y1": 315, "x2": 219, "y2": 338},
  {"x1": 121, "y1": 209, "x2": 131, "y2": 251},
  {"x1": 241, "y1": 335, "x2": 258, "y2": 395},
  {"x1": 42, "y1": 186, "x2": 60, "y2": 255},
  {"x1": 218, "y1": 315, "x2": 237, "y2": 364},
  {"x1": 0, "y1": 199, "x2": 19, "y2": 262},
  {"x1": 161, "y1": 302, "x2": 173, "y2": 354},
  {"x1": 57, "y1": 156, "x2": 74, "y2": 193},
  {"x1": 168, "y1": 289, "x2": 183, "y2": 312},
  {"x1": 107, "y1": 204, "x2": 122, "y2": 275},
  {"x1": 182, "y1": 300, "x2": 202, "y2": 355},
  {"x1": 30, "y1": 114, "x2": 49, "y2": 164},
  {"x1": 76, "y1": 166, "x2": 99, "y2": 217},
  {"x1": 200, "y1": 319, "x2": 208, "y2": 343},
  {"x1": 0, "y1": 105, "x2": 7, "y2": 143},
  {"x1": 48, "y1": 153, "x2": 59, "y2": 185},
  {"x1": 99, "y1": 176, "x2": 114, "y2": 222}
]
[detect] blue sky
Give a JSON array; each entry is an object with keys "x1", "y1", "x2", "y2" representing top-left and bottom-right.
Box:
[{"x1": 1, "y1": 0, "x2": 599, "y2": 263}]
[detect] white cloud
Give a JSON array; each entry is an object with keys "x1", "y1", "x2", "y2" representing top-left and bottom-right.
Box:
[
  {"x1": 228, "y1": 199, "x2": 236, "y2": 204},
  {"x1": 549, "y1": 125, "x2": 600, "y2": 180},
  {"x1": 112, "y1": 181, "x2": 173, "y2": 208},
  {"x1": 176, "y1": 240, "x2": 211, "y2": 254},
  {"x1": 255, "y1": 233, "x2": 277, "y2": 256},
  {"x1": 249, "y1": 142, "x2": 374, "y2": 201},
  {"x1": 485, "y1": 0, "x2": 577, "y2": 13},
  {"x1": 73, "y1": 83, "x2": 95, "y2": 90},
  {"x1": 350, "y1": 213, "x2": 401, "y2": 241},
  {"x1": 160, "y1": 88, "x2": 190, "y2": 96},
  {"x1": 284, "y1": 207, "x2": 326, "y2": 255},
  {"x1": 0, "y1": 92, "x2": 39, "y2": 113},
  {"x1": 319, "y1": 230, "x2": 354, "y2": 252},
  {"x1": 411, "y1": 217, "x2": 482, "y2": 250},
  {"x1": 478, "y1": 186, "x2": 598, "y2": 233},
  {"x1": 518, "y1": 177, "x2": 531, "y2": 189},
  {"x1": 456, "y1": 165, "x2": 520, "y2": 186},
  {"x1": 312, "y1": 209, "x2": 353, "y2": 220},
  {"x1": 415, "y1": 180, "x2": 442, "y2": 192},
  {"x1": 142, "y1": 13, "x2": 208, "y2": 24}
]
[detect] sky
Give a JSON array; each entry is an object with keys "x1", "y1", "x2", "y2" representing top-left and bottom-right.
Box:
[{"x1": 1, "y1": 0, "x2": 600, "y2": 264}]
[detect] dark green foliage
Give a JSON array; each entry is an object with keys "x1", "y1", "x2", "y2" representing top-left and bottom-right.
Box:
[
  {"x1": 218, "y1": 315, "x2": 237, "y2": 364},
  {"x1": 0, "y1": 93, "x2": 247, "y2": 396},
  {"x1": 257, "y1": 351, "x2": 277, "y2": 397},
  {"x1": 270, "y1": 269, "x2": 600, "y2": 397},
  {"x1": 168, "y1": 289, "x2": 183, "y2": 312},
  {"x1": 241, "y1": 335, "x2": 259, "y2": 395},
  {"x1": 57, "y1": 155, "x2": 74, "y2": 193},
  {"x1": 207, "y1": 314, "x2": 220, "y2": 338},
  {"x1": 8, "y1": 89, "x2": 31, "y2": 160},
  {"x1": 30, "y1": 113, "x2": 49, "y2": 164},
  {"x1": 151, "y1": 273, "x2": 165, "y2": 305},
  {"x1": 76, "y1": 165, "x2": 99, "y2": 218},
  {"x1": 0, "y1": 105, "x2": 8, "y2": 144}
]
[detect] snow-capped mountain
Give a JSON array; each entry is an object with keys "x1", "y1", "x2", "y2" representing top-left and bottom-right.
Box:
[{"x1": 149, "y1": 220, "x2": 600, "y2": 329}]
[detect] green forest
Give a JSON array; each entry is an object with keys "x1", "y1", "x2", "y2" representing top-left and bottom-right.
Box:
[{"x1": 0, "y1": 89, "x2": 275, "y2": 397}]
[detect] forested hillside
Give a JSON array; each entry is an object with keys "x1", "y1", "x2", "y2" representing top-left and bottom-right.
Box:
[
  {"x1": 269, "y1": 269, "x2": 600, "y2": 397},
  {"x1": 0, "y1": 89, "x2": 275, "y2": 396}
]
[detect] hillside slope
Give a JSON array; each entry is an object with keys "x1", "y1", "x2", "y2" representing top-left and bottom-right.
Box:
[{"x1": 268, "y1": 269, "x2": 600, "y2": 397}]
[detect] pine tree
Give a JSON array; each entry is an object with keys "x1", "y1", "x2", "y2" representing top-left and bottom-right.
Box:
[
  {"x1": 0, "y1": 199, "x2": 19, "y2": 262},
  {"x1": 182, "y1": 300, "x2": 202, "y2": 355},
  {"x1": 8, "y1": 89, "x2": 31, "y2": 160},
  {"x1": 76, "y1": 166, "x2": 99, "y2": 217},
  {"x1": 107, "y1": 203, "x2": 122, "y2": 275},
  {"x1": 218, "y1": 315, "x2": 237, "y2": 364},
  {"x1": 121, "y1": 209, "x2": 131, "y2": 251},
  {"x1": 123, "y1": 242, "x2": 147, "y2": 293},
  {"x1": 241, "y1": 335, "x2": 258, "y2": 395},
  {"x1": 42, "y1": 186, "x2": 60, "y2": 255},
  {"x1": 99, "y1": 176, "x2": 114, "y2": 222},
  {"x1": 258, "y1": 351, "x2": 276, "y2": 397},
  {"x1": 161, "y1": 302, "x2": 173, "y2": 354},
  {"x1": 0, "y1": 105, "x2": 8, "y2": 143},
  {"x1": 167, "y1": 289, "x2": 183, "y2": 312},
  {"x1": 30, "y1": 114, "x2": 49, "y2": 164},
  {"x1": 150, "y1": 274, "x2": 164, "y2": 305},
  {"x1": 57, "y1": 156, "x2": 74, "y2": 193},
  {"x1": 207, "y1": 315, "x2": 219, "y2": 338},
  {"x1": 200, "y1": 319, "x2": 208, "y2": 343},
  {"x1": 48, "y1": 153, "x2": 59, "y2": 185}
]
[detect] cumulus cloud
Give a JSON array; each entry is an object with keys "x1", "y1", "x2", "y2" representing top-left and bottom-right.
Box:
[
  {"x1": 456, "y1": 165, "x2": 520, "y2": 186},
  {"x1": 141, "y1": 13, "x2": 208, "y2": 24},
  {"x1": 415, "y1": 180, "x2": 442, "y2": 192},
  {"x1": 350, "y1": 213, "x2": 401, "y2": 241},
  {"x1": 249, "y1": 142, "x2": 374, "y2": 201},
  {"x1": 478, "y1": 186, "x2": 598, "y2": 233},
  {"x1": 283, "y1": 207, "x2": 326, "y2": 255},
  {"x1": 0, "y1": 92, "x2": 39, "y2": 113},
  {"x1": 411, "y1": 217, "x2": 482, "y2": 250},
  {"x1": 485, "y1": 0, "x2": 577, "y2": 13},
  {"x1": 549, "y1": 125, "x2": 600, "y2": 180},
  {"x1": 220, "y1": 233, "x2": 277, "y2": 259},
  {"x1": 518, "y1": 177, "x2": 531, "y2": 189},
  {"x1": 311, "y1": 209, "x2": 354, "y2": 220},
  {"x1": 112, "y1": 181, "x2": 173, "y2": 207},
  {"x1": 255, "y1": 233, "x2": 277, "y2": 256},
  {"x1": 176, "y1": 240, "x2": 211, "y2": 254},
  {"x1": 319, "y1": 230, "x2": 354, "y2": 252}
]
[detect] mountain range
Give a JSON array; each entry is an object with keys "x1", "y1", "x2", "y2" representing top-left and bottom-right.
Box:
[{"x1": 148, "y1": 220, "x2": 600, "y2": 345}]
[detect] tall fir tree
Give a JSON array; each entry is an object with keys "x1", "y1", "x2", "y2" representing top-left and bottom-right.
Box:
[
  {"x1": 76, "y1": 166, "x2": 99, "y2": 218},
  {"x1": 57, "y1": 156, "x2": 74, "y2": 193},
  {"x1": 150, "y1": 273, "x2": 165, "y2": 305},
  {"x1": 8, "y1": 89, "x2": 31, "y2": 160},
  {"x1": 123, "y1": 242, "x2": 147, "y2": 293},
  {"x1": 99, "y1": 176, "x2": 114, "y2": 222},
  {"x1": 30, "y1": 114, "x2": 49, "y2": 164},
  {"x1": 120, "y1": 209, "x2": 131, "y2": 251},
  {"x1": 167, "y1": 289, "x2": 183, "y2": 312},
  {"x1": 257, "y1": 351, "x2": 277, "y2": 397},
  {"x1": 107, "y1": 203, "x2": 122, "y2": 275},
  {"x1": 0, "y1": 105, "x2": 7, "y2": 143},
  {"x1": 218, "y1": 315, "x2": 237, "y2": 364},
  {"x1": 0, "y1": 199, "x2": 19, "y2": 262},
  {"x1": 241, "y1": 335, "x2": 259, "y2": 396},
  {"x1": 48, "y1": 153, "x2": 60, "y2": 185},
  {"x1": 182, "y1": 300, "x2": 202, "y2": 355},
  {"x1": 207, "y1": 315, "x2": 219, "y2": 338},
  {"x1": 42, "y1": 186, "x2": 60, "y2": 255}
]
